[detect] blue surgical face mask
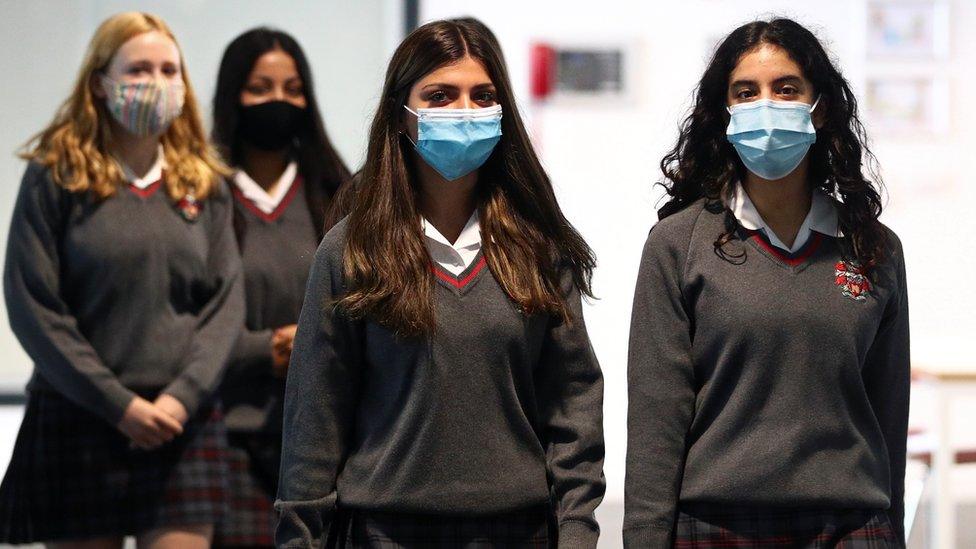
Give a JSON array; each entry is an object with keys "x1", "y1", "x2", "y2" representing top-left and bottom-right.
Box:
[
  {"x1": 404, "y1": 104, "x2": 503, "y2": 181},
  {"x1": 726, "y1": 97, "x2": 820, "y2": 180}
]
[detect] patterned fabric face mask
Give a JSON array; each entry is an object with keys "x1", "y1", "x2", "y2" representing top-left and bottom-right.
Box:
[{"x1": 103, "y1": 76, "x2": 185, "y2": 136}]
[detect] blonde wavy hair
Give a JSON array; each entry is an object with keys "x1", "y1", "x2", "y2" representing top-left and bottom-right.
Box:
[{"x1": 20, "y1": 12, "x2": 227, "y2": 201}]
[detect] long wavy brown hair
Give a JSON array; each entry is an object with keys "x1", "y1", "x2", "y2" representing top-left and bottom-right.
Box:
[
  {"x1": 659, "y1": 18, "x2": 888, "y2": 270},
  {"x1": 21, "y1": 12, "x2": 226, "y2": 201},
  {"x1": 339, "y1": 18, "x2": 595, "y2": 337}
]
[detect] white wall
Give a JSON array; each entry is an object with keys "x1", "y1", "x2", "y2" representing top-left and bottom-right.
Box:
[
  {"x1": 0, "y1": 0, "x2": 402, "y2": 389},
  {"x1": 420, "y1": 0, "x2": 976, "y2": 542}
]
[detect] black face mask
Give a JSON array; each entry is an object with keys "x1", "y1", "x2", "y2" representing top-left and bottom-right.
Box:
[{"x1": 238, "y1": 100, "x2": 306, "y2": 151}]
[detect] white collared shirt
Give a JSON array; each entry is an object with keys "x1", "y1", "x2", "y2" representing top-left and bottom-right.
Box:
[
  {"x1": 729, "y1": 182, "x2": 842, "y2": 253},
  {"x1": 422, "y1": 211, "x2": 482, "y2": 276},
  {"x1": 233, "y1": 161, "x2": 299, "y2": 215},
  {"x1": 120, "y1": 145, "x2": 165, "y2": 189}
]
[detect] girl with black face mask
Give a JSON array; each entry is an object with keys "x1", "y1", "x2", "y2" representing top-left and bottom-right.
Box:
[{"x1": 210, "y1": 27, "x2": 351, "y2": 548}]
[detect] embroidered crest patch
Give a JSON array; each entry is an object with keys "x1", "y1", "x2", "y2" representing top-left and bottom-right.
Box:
[
  {"x1": 835, "y1": 261, "x2": 870, "y2": 301},
  {"x1": 177, "y1": 193, "x2": 201, "y2": 222}
]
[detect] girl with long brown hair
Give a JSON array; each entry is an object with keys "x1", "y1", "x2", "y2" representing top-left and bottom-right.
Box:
[
  {"x1": 276, "y1": 18, "x2": 605, "y2": 548},
  {"x1": 0, "y1": 12, "x2": 243, "y2": 549}
]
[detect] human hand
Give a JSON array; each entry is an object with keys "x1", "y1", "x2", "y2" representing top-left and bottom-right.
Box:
[
  {"x1": 117, "y1": 396, "x2": 183, "y2": 450},
  {"x1": 271, "y1": 324, "x2": 298, "y2": 378}
]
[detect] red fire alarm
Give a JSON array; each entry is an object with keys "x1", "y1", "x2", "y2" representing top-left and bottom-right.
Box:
[{"x1": 530, "y1": 43, "x2": 556, "y2": 101}]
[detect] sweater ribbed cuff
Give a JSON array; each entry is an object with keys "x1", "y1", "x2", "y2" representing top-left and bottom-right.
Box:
[
  {"x1": 236, "y1": 328, "x2": 275, "y2": 370},
  {"x1": 162, "y1": 376, "x2": 204, "y2": 419},
  {"x1": 558, "y1": 520, "x2": 599, "y2": 549},
  {"x1": 274, "y1": 495, "x2": 336, "y2": 548},
  {"x1": 100, "y1": 382, "x2": 138, "y2": 426},
  {"x1": 623, "y1": 524, "x2": 671, "y2": 548}
]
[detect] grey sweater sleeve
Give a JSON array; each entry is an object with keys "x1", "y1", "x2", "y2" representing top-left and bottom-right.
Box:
[
  {"x1": 624, "y1": 219, "x2": 698, "y2": 548},
  {"x1": 162, "y1": 183, "x2": 245, "y2": 417},
  {"x1": 226, "y1": 327, "x2": 275, "y2": 378},
  {"x1": 3, "y1": 164, "x2": 136, "y2": 424},
  {"x1": 536, "y1": 270, "x2": 606, "y2": 549},
  {"x1": 862, "y1": 235, "x2": 910, "y2": 546},
  {"x1": 275, "y1": 228, "x2": 363, "y2": 548}
]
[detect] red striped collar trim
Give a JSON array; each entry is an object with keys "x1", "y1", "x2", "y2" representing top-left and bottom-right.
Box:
[
  {"x1": 743, "y1": 228, "x2": 824, "y2": 267},
  {"x1": 432, "y1": 255, "x2": 487, "y2": 289},
  {"x1": 127, "y1": 178, "x2": 163, "y2": 198},
  {"x1": 232, "y1": 175, "x2": 303, "y2": 223}
]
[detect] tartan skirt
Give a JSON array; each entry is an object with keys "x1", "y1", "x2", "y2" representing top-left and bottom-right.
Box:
[
  {"x1": 0, "y1": 390, "x2": 230, "y2": 544},
  {"x1": 330, "y1": 505, "x2": 554, "y2": 548},
  {"x1": 212, "y1": 431, "x2": 281, "y2": 548},
  {"x1": 674, "y1": 503, "x2": 899, "y2": 548}
]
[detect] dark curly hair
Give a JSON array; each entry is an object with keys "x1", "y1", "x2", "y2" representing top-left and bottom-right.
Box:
[{"x1": 658, "y1": 18, "x2": 887, "y2": 270}]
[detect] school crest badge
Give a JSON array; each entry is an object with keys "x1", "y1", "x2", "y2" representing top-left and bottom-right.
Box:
[
  {"x1": 835, "y1": 260, "x2": 870, "y2": 301},
  {"x1": 177, "y1": 193, "x2": 201, "y2": 222}
]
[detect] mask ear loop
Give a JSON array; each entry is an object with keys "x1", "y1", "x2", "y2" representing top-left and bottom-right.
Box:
[
  {"x1": 809, "y1": 95, "x2": 822, "y2": 113},
  {"x1": 401, "y1": 105, "x2": 420, "y2": 148}
]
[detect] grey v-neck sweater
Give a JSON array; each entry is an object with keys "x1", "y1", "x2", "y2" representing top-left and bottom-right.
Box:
[
  {"x1": 221, "y1": 178, "x2": 318, "y2": 432},
  {"x1": 276, "y1": 219, "x2": 606, "y2": 549},
  {"x1": 3, "y1": 162, "x2": 244, "y2": 424},
  {"x1": 624, "y1": 199, "x2": 910, "y2": 547}
]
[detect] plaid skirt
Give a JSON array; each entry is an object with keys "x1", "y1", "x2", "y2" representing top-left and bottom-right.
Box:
[
  {"x1": 331, "y1": 505, "x2": 554, "y2": 548},
  {"x1": 674, "y1": 504, "x2": 898, "y2": 548},
  {"x1": 212, "y1": 431, "x2": 281, "y2": 548},
  {"x1": 0, "y1": 390, "x2": 230, "y2": 544}
]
